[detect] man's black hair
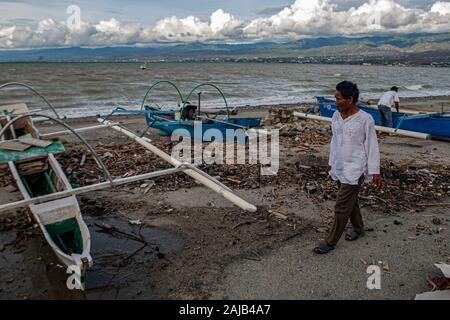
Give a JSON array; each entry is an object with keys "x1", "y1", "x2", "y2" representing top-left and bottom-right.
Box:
[
  {"x1": 391, "y1": 86, "x2": 399, "y2": 92},
  {"x1": 336, "y1": 81, "x2": 359, "y2": 103}
]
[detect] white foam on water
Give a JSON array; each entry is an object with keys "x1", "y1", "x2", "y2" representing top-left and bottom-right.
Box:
[{"x1": 405, "y1": 84, "x2": 433, "y2": 91}]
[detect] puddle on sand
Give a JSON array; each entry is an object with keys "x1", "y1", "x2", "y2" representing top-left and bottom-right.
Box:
[
  {"x1": 83, "y1": 215, "x2": 184, "y2": 299},
  {"x1": 0, "y1": 214, "x2": 183, "y2": 299}
]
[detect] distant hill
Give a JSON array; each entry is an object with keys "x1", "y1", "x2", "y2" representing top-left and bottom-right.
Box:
[{"x1": 0, "y1": 33, "x2": 448, "y2": 62}]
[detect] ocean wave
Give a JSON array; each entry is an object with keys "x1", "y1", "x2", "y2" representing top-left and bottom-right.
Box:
[{"x1": 405, "y1": 84, "x2": 433, "y2": 91}]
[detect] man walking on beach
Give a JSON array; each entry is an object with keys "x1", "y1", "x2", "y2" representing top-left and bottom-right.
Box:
[
  {"x1": 314, "y1": 81, "x2": 382, "y2": 254},
  {"x1": 377, "y1": 86, "x2": 400, "y2": 128}
]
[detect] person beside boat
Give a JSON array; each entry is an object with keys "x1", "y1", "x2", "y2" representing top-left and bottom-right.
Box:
[
  {"x1": 314, "y1": 81, "x2": 382, "y2": 254},
  {"x1": 377, "y1": 86, "x2": 400, "y2": 128}
]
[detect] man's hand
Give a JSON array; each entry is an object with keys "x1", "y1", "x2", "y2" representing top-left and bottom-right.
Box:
[{"x1": 373, "y1": 174, "x2": 382, "y2": 189}]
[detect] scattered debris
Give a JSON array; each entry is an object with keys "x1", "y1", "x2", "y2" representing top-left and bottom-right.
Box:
[
  {"x1": 315, "y1": 227, "x2": 328, "y2": 233},
  {"x1": 54, "y1": 137, "x2": 450, "y2": 216},
  {"x1": 428, "y1": 277, "x2": 450, "y2": 291},
  {"x1": 416, "y1": 224, "x2": 433, "y2": 235},
  {"x1": 143, "y1": 181, "x2": 156, "y2": 194},
  {"x1": 268, "y1": 210, "x2": 288, "y2": 221},
  {"x1": 417, "y1": 203, "x2": 450, "y2": 208},
  {"x1": 129, "y1": 219, "x2": 142, "y2": 226},
  {"x1": 79, "y1": 154, "x2": 87, "y2": 167},
  {"x1": 416, "y1": 263, "x2": 450, "y2": 300},
  {"x1": 102, "y1": 152, "x2": 114, "y2": 158},
  {"x1": 0, "y1": 141, "x2": 31, "y2": 152},
  {"x1": 226, "y1": 177, "x2": 242, "y2": 185}
]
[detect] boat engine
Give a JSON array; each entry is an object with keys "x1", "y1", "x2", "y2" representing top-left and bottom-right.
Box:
[{"x1": 181, "y1": 104, "x2": 197, "y2": 120}]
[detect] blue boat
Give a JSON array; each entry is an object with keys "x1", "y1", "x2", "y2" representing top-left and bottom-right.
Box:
[
  {"x1": 144, "y1": 106, "x2": 261, "y2": 142},
  {"x1": 316, "y1": 97, "x2": 450, "y2": 139},
  {"x1": 104, "y1": 81, "x2": 262, "y2": 143}
]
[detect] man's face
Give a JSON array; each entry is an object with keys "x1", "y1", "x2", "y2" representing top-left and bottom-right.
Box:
[{"x1": 335, "y1": 90, "x2": 352, "y2": 113}]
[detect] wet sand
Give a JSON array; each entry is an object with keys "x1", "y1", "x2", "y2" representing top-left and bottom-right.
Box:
[{"x1": 0, "y1": 98, "x2": 449, "y2": 300}]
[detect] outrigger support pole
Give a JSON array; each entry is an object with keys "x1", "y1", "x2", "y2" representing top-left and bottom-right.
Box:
[
  {"x1": 0, "y1": 168, "x2": 181, "y2": 215},
  {"x1": 293, "y1": 112, "x2": 431, "y2": 140},
  {"x1": 41, "y1": 122, "x2": 120, "y2": 139},
  {"x1": 98, "y1": 118, "x2": 258, "y2": 212}
]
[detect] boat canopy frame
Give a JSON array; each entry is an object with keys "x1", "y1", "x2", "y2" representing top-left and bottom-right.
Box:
[
  {"x1": 182, "y1": 83, "x2": 230, "y2": 120},
  {"x1": 140, "y1": 80, "x2": 184, "y2": 110}
]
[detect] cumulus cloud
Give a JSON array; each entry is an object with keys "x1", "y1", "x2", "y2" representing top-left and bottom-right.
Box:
[
  {"x1": 0, "y1": 0, "x2": 449, "y2": 49},
  {"x1": 152, "y1": 9, "x2": 242, "y2": 42},
  {"x1": 430, "y1": 1, "x2": 450, "y2": 14},
  {"x1": 243, "y1": 0, "x2": 450, "y2": 39}
]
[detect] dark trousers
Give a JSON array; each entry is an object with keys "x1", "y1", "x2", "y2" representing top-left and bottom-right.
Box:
[
  {"x1": 378, "y1": 105, "x2": 393, "y2": 128},
  {"x1": 325, "y1": 176, "x2": 365, "y2": 247}
]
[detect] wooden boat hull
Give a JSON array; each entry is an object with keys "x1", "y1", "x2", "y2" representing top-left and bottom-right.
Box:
[
  {"x1": 144, "y1": 107, "x2": 261, "y2": 142},
  {"x1": 317, "y1": 97, "x2": 450, "y2": 138},
  {"x1": 1, "y1": 104, "x2": 92, "y2": 289},
  {"x1": 149, "y1": 118, "x2": 262, "y2": 142},
  {"x1": 9, "y1": 155, "x2": 93, "y2": 289},
  {"x1": 30, "y1": 196, "x2": 92, "y2": 287},
  {"x1": 9, "y1": 154, "x2": 92, "y2": 289}
]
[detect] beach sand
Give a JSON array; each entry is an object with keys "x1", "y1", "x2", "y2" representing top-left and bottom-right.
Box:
[{"x1": 0, "y1": 97, "x2": 449, "y2": 300}]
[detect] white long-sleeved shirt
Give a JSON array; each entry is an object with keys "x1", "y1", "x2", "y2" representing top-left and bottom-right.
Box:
[
  {"x1": 378, "y1": 91, "x2": 400, "y2": 109},
  {"x1": 328, "y1": 110, "x2": 380, "y2": 185}
]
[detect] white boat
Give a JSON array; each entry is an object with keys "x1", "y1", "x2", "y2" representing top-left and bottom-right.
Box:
[{"x1": 0, "y1": 103, "x2": 92, "y2": 289}]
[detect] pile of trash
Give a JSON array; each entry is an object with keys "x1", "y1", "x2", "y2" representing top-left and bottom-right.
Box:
[
  {"x1": 58, "y1": 142, "x2": 198, "y2": 192},
  {"x1": 262, "y1": 107, "x2": 331, "y2": 146},
  {"x1": 294, "y1": 160, "x2": 450, "y2": 213},
  {"x1": 262, "y1": 105, "x2": 313, "y2": 126},
  {"x1": 56, "y1": 140, "x2": 450, "y2": 214}
]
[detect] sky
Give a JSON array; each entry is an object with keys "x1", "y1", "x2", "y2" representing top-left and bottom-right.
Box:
[{"x1": 0, "y1": 0, "x2": 449, "y2": 49}]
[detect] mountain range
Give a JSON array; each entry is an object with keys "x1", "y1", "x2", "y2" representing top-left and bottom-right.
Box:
[{"x1": 0, "y1": 33, "x2": 449, "y2": 63}]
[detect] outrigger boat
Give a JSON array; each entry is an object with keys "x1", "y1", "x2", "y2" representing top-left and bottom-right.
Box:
[
  {"x1": 103, "y1": 81, "x2": 262, "y2": 142},
  {"x1": 317, "y1": 97, "x2": 450, "y2": 139},
  {"x1": 0, "y1": 103, "x2": 93, "y2": 289},
  {"x1": 0, "y1": 82, "x2": 257, "y2": 290}
]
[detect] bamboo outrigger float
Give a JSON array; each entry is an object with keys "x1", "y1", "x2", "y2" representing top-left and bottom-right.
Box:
[{"x1": 0, "y1": 83, "x2": 257, "y2": 289}]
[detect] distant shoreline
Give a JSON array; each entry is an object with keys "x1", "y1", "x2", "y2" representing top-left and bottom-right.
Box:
[{"x1": 0, "y1": 61, "x2": 449, "y2": 68}]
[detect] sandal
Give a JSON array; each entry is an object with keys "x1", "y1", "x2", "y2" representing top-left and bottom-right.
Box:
[
  {"x1": 345, "y1": 229, "x2": 364, "y2": 241},
  {"x1": 313, "y1": 242, "x2": 335, "y2": 254}
]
